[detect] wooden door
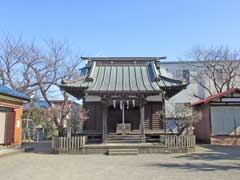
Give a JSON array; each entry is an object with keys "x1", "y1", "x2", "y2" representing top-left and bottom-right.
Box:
[
  {"x1": 0, "y1": 112, "x2": 7, "y2": 144},
  {"x1": 144, "y1": 103, "x2": 163, "y2": 130},
  {"x1": 5, "y1": 111, "x2": 15, "y2": 144},
  {"x1": 151, "y1": 104, "x2": 163, "y2": 130}
]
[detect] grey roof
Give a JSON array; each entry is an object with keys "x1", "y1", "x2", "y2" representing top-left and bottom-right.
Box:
[
  {"x1": 0, "y1": 85, "x2": 30, "y2": 101},
  {"x1": 61, "y1": 59, "x2": 187, "y2": 98},
  {"x1": 88, "y1": 64, "x2": 160, "y2": 93}
]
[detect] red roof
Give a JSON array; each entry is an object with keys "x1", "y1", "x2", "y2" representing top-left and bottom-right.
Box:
[{"x1": 192, "y1": 88, "x2": 240, "y2": 106}]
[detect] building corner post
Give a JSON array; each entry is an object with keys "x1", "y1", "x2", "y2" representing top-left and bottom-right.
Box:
[
  {"x1": 102, "y1": 104, "x2": 108, "y2": 144},
  {"x1": 140, "y1": 101, "x2": 145, "y2": 143}
]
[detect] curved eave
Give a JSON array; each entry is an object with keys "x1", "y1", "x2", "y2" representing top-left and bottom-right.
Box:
[
  {"x1": 161, "y1": 83, "x2": 188, "y2": 98},
  {"x1": 158, "y1": 75, "x2": 183, "y2": 84},
  {"x1": 59, "y1": 85, "x2": 87, "y2": 99},
  {"x1": 156, "y1": 75, "x2": 188, "y2": 98}
]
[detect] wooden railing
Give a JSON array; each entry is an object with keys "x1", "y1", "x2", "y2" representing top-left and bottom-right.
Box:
[
  {"x1": 162, "y1": 135, "x2": 195, "y2": 148},
  {"x1": 52, "y1": 135, "x2": 195, "y2": 150},
  {"x1": 52, "y1": 136, "x2": 87, "y2": 150}
]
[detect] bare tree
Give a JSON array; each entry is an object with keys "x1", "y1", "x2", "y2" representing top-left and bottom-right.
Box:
[
  {"x1": 0, "y1": 34, "x2": 29, "y2": 90},
  {"x1": 29, "y1": 40, "x2": 82, "y2": 135},
  {"x1": 166, "y1": 103, "x2": 201, "y2": 135},
  {"x1": 187, "y1": 46, "x2": 240, "y2": 95},
  {"x1": 0, "y1": 34, "x2": 82, "y2": 135}
]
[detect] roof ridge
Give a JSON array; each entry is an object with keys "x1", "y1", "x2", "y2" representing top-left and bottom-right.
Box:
[
  {"x1": 81, "y1": 57, "x2": 166, "y2": 61},
  {"x1": 192, "y1": 87, "x2": 240, "y2": 106}
]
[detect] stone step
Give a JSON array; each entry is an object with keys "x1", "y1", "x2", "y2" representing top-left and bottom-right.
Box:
[
  {"x1": 106, "y1": 140, "x2": 142, "y2": 143},
  {"x1": 106, "y1": 137, "x2": 142, "y2": 140},
  {"x1": 108, "y1": 148, "x2": 138, "y2": 155},
  {"x1": 108, "y1": 148, "x2": 138, "y2": 152},
  {"x1": 106, "y1": 135, "x2": 142, "y2": 143},
  {"x1": 106, "y1": 135, "x2": 142, "y2": 138}
]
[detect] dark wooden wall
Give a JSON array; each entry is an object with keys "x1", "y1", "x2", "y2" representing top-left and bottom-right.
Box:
[
  {"x1": 84, "y1": 102, "x2": 103, "y2": 131},
  {"x1": 107, "y1": 106, "x2": 122, "y2": 132},
  {"x1": 107, "y1": 106, "x2": 140, "y2": 132},
  {"x1": 84, "y1": 102, "x2": 163, "y2": 132},
  {"x1": 144, "y1": 102, "x2": 163, "y2": 130}
]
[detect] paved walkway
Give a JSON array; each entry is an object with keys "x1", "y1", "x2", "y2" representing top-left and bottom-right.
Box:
[
  {"x1": 0, "y1": 144, "x2": 239, "y2": 180},
  {"x1": 0, "y1": 148, "x2": 22, "y2": 158}
]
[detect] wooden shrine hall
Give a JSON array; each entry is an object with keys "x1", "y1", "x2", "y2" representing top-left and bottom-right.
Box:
[{"x1": 60, "y1": 57, "x2": 187, "y2": 143}]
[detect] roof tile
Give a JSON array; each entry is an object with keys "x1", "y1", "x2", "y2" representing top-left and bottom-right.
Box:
[{"x1": 0, "y1": 85, "x2": 30, "y2": 101}]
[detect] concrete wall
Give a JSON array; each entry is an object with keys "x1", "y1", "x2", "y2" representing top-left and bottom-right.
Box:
[
  {"x1": 161, "y1": 61, "x2": 240, "y2": 117},
  {"x1": 211, "y1": 135, "x2": 240, "y2": 146},
  {"x1": 194, "y1": 104, "x2": 211, "y2": 143},
  {"x1": 161, "y1": 62, "x2": 206, "y2": 117}
]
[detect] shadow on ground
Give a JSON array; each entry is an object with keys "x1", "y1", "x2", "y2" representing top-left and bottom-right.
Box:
[
  {"x1": 22, "y1": 141, "x2": 54, "y2": 154},
  {"x1": 175, "y1": 145, "x2": 240, "y2": 161},
  {"x1": 145, "y1": 162, "x2": 240, "y2": 172},
  {"x1": 144, "y1": 145, "x2": 240, "y2": 172}
]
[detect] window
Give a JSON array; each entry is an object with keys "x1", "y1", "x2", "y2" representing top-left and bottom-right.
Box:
[
  {"x1": 197, "y1": 73, "x2": 205, "y2": 98},
  {"x1": 175, "y1": 103, "x2": 191, "y2": 112},
  {"x1": 183, "y1": 70, "x2": 190, "y2": 83},
  {"x1": 216, "y1": 69, "x2": 223, "y2": 83},
  {"x1": 175, "y1": 70, "x2": 183, "y2": 80},
  {"x1": 175, "y1": 70, "x2": 190, "y2": 83}
]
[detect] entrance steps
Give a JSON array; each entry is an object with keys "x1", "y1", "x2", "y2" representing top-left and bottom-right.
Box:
[
  {"x1": 105, "y1": 135, "x2": 142, "y2": 143},
  {"x1": 107, "y1": 148, "x2": 138, "y2": 155}
]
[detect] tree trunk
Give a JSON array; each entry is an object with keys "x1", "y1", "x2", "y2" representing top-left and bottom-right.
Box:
[{"x1": 58, "y1": 126, "x2": 65, "y2": 137}]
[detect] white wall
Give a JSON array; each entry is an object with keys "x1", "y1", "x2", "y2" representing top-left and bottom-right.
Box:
[
  {"x1": 161, "y1": 62, "x2": 203, "y2": 117},
  {"x1": 160, "y1": 61, "x2": 240, "y2": 117}
]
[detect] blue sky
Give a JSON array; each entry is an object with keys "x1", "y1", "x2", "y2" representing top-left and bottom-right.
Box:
[{"x1": 0, "y1": 0, "x2": 240, "y2": 60}]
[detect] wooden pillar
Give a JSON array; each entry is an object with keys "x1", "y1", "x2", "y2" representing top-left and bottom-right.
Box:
[
  {"x1": 162, "y1": 93, "x2": 166, "y2": 135},
  {"x1": 140, "y1": 101, "x2": 145, "y2": 143},
  {"x1": 102, "y1": 105, "x2": 108, "y2": 143},
  {"x1": 122, "y1": 101, "x2": 125, "y2": 125}
]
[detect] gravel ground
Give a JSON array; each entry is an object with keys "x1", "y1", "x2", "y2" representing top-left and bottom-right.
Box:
[{"x1": 0, "y1": 144, "x2": 239, "y2": 180}]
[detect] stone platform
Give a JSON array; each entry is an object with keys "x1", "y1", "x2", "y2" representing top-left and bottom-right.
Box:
[{"x1": 56, "y1": 143, "x2": 195, "y2": 155}]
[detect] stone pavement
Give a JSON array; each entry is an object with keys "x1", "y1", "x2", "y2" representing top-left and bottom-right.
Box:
[
  {"x1": 0, "y1": 148, "x2": 22, "y2": 158},
  {"x1": 0, "y1": 144, "x2": 239, "y2": 180}
]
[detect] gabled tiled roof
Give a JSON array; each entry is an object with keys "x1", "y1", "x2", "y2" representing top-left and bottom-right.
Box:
[
  {"x1": 0, "y1": 85, "x2": 30, "y2": 101},
  {"x1": 192, "y1": 88, "x2": 240, "y2": 106},
  {"x1": 87, "y1": 64, "x2": 160, "y2": 93},
  {"x1": 60, "y1": 57, "x2": 187, "y2": 98}
]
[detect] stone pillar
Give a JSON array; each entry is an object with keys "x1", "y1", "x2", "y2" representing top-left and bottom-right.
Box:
[{"x1": 140, "y1": 101, "x2": 145, "y2": 143}]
